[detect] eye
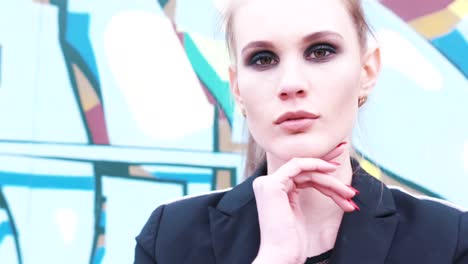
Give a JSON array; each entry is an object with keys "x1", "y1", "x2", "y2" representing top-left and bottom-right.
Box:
[
  {"x1": 247, "y1": 51, "x2": 279, "y2": 69},
  {"x1": 305, "y1": 44, "x2": 337, "y2": 61},
  {"x1": 256, "y1": 56, "x2": 275, "y2": 65}
]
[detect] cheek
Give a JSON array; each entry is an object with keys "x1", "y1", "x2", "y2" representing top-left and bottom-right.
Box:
[
  {"x1": 237, "y1": 70, "x2": 276, "y2": 115},
  {"x1": 329, "y1": 76, "x2": 360, "y2": 109},
  {"x1": 319, "y1": 62, "x2": 361, "y2": 134},
  {"x1": 237, "y1": 71, "x2": 278, "y2": 149}
]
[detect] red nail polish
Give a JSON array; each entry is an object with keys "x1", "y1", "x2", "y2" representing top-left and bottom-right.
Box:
[
  {"x1": 346, "y1": 185, "x2": 360, "y2": 194},
  {"x1": 329, "y1": 161, "x2": 341, "y2": 166},
  {"x1": 348, "y1": 199, "x2": 360, "y2": 211},
  {"x1": 337, "y1": 142, "x2": 347, "y2": 148}
]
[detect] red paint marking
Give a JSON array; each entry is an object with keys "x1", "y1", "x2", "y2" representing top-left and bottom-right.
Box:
[
  {"x1": 86, "y1": 104, "x2": 110, "y2": 145},
  {"x1": 381, "y1": 0, "x2": 453, "y2": 21}
]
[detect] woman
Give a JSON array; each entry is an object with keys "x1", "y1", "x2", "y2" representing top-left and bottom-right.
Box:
[{"x1": 134, "y1": 0, "x2": 468, "y2": 263}]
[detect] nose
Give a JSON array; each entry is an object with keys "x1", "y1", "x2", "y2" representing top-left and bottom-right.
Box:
[{"x1": 277, "y1": 66, "x2": 308, "y2": 101}]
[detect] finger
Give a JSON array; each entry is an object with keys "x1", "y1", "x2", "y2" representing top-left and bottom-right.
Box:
[
  {"x1": 253, "y1": 177, "x2": 297, "y2": 221},
  {"x1": 322, "y1": 142, "x2": 347, "y2": 161},
  {"x1": 274, "y1": 158, "x2": 339, "y2": 186},
  {"x1": 293, "y1": 172, "x2": 356, "y2": 199},
  {"x1": 295, "y1": 182, "x2": 356, "y2": 212},
  {"x1": 311, "y1": 184, "x2": 356, "y2": 212}
]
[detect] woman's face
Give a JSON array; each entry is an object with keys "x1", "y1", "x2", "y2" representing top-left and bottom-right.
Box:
[{"x1": 230, "y1": 0, "x2": 379, "y2": 161}]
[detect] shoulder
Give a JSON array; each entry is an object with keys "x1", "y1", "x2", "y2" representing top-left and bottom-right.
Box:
[
  {"x1": 134, "y1": 188, "x2": 231, "y2": 260},
  {"x1": 387, "y1": 185, "x2": 468, "y2": 262},
  {"x1": 134, "y1": 167, "x2": 260, "y2": 262},
  {"x1": 388, "y1": 185, "x2": 466, "y2": 218},
  {"x1": 455, "y1": 210, "x2": 468, "y2": 262},
  {"x1": 157, "y1": 187, "x2": 232, "y2": 218}
]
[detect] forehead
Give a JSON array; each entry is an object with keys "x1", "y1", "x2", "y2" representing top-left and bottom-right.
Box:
[{"x1": 232, "y1": 0, "x2": 358, "y2": 49}]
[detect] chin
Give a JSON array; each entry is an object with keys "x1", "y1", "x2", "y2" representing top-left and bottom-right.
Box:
[{"x1": 270, "y1": 138, "x2": 333, "y2": 161}]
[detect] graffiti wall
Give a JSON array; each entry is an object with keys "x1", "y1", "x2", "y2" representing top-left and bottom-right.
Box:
[
  {"x1": 354, "y1": 0, "x2": 468, "y2": 206},
  {"x1": 0, "y1": 0, "x2": 466, "y2": 263}
]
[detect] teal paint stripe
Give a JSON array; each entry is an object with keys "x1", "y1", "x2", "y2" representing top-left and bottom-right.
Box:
[
  {"x1": 158, "y1": 0, "x2": 169, "y2": 8},
  {"x1": 0, "y1": 141, "x2": 243, "y2": 169},
  {"x1": 99, "y1": 212, "x2": 106, "y2": 228},
  {"x1": 184, "y1": 34, "x2": 234, "y2": 124},
  {"x1": 432, "y1": 29, "x2": 468, "y2": 77},
  {"x1": 92, "y1": 248, "x2": 105, "y2": 264},
  {"x1": 0, "y1": 171, "x2": 94, "y2": 190},
  {"x1": 65, "y1": 13, "x2": 100, "y2": 82},
  {"x1": 0, "y1": 169, "x2": 208, "y2": 189},
  {"x1": 0, "y1": 221, "x2": 12, "y2": 244},
  {"x1": 155, "y1": 172, "x2": 212, "y2": 183},
  {"x1": 0, "y1": 191, "x2": 23, "y2": 263}
]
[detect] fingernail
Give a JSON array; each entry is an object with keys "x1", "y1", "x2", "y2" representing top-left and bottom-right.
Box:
[
  {"x1": 346, "y1": 185, "x2": 360, "y2": 194},
  {"x1": 329, "y1": 161, "x2": 341, "y2": 166},
  {"x1": 348, "y1": 199, "x2": 360, "y2": 211},
  {"x1": 337, "y1": 142, "x2": 347, "y2": 148}
]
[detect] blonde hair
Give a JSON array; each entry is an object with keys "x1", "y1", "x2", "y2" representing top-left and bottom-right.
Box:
[
  {"x1": 223, "y1": 0, "x2": 372, "y2": 61},
  {"x1": 221, "y1": 0, "x2": 372, "y2": 177}
]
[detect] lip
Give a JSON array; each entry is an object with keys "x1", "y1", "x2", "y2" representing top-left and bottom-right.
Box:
[
  {"x1": 274, "y1": 110, "x2": 320, "y2": 125},
  {"x1": 274, "y1": 110, "x2": 320, "y2": 133}
]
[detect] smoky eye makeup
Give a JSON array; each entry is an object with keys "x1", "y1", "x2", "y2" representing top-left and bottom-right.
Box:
[
  {"x1": 304, "y1": 42, "x2": 339, "y2": 61},
  {"x1": 241, "y1": 38, "x2": 341, "y2": 69},
  {"x1": 244, "y1": 50, "x2": 279, "y2": 69}
]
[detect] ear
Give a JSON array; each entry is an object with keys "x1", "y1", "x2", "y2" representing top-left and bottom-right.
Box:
[
  {"x1": 229, "y1": 66, "x2": 245, "y2": 112},
  {"x1": 359, "y1": 46, "x2": 381, "y2": 98}
]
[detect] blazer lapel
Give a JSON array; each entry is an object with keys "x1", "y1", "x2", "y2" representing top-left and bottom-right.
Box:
[
  {"x1": 330, "y1": 163, "x2": 400, "y2": 264},
  {"x1": 208, "y1": 163, "x2": 266, "y2": 264},
  {"x1": 208, "y1": 160, "x2": 399, "y2": 264}
]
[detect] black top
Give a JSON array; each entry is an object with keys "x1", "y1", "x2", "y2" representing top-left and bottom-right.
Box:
[
  {"x1": 134, "y1": 160, "x2": 468, "y2": 263},
  {"x1": 305, "y1": 249, "x2": 332, "y2": 264}
]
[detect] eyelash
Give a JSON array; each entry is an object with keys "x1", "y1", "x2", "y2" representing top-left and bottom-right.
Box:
[
  {"x1": 246, "y1": 43, "x2": 338, "y2": 69},
  {"x1": 247, "y1": 51, "x2": 279, "y2": 69},
  {"x1": 305, "y1": 43, "x2": 337, "y2": 60}
]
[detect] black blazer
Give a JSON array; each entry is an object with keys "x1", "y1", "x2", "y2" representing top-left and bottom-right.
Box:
[{"x1": 135, "y1": 161, "x2": 468, "y2": 263}]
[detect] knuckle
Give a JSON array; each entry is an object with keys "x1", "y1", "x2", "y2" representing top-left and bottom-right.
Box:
[
  {"x1": 253, "y1": 175, "x2": 285, "y2": 193},
  {"x1": 290, "y1": 157, "x2": 300, "y2": 167},
  {"x1": 252, "y1": 178, "x2": 263, "y2": 190},
  {"x1": 253, "y1": 177, "x2": 272, "y2": 191}
]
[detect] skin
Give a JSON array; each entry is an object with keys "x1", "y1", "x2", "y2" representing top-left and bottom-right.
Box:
[{"x1": 228, "y1": 0, "x2": 381, "y2": 262}]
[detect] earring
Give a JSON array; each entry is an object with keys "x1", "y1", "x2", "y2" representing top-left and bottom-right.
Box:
[
  {"x1": 358, "y1": 96, "x2": 367, "y2": 107},
  {"x1": 241, "y1": 108, "x2": 247, "y2": 117}
]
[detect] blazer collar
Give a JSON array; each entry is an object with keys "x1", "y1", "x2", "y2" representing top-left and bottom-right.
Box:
[
  {"x1": 330, "y1": 159, "x2": 400, "y2": 263},
  {"x1": 208, "y1": 162, "x2": 265, "y2": 263},
  {"x1": 209, "y1": 159, "x2": 399, "y2": 264},
  {"x1": 214, "y1": 161, "x2": 266, "y2": 215}
]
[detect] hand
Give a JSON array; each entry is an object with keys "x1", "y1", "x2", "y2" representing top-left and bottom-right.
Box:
[{"x1": 252, "y1": 142, "x2": 358, "y2": 264}]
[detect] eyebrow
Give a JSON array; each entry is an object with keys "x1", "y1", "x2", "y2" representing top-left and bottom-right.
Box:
[{"x1": 240, "y1": 31, "x2": 344, "y2": 56}]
